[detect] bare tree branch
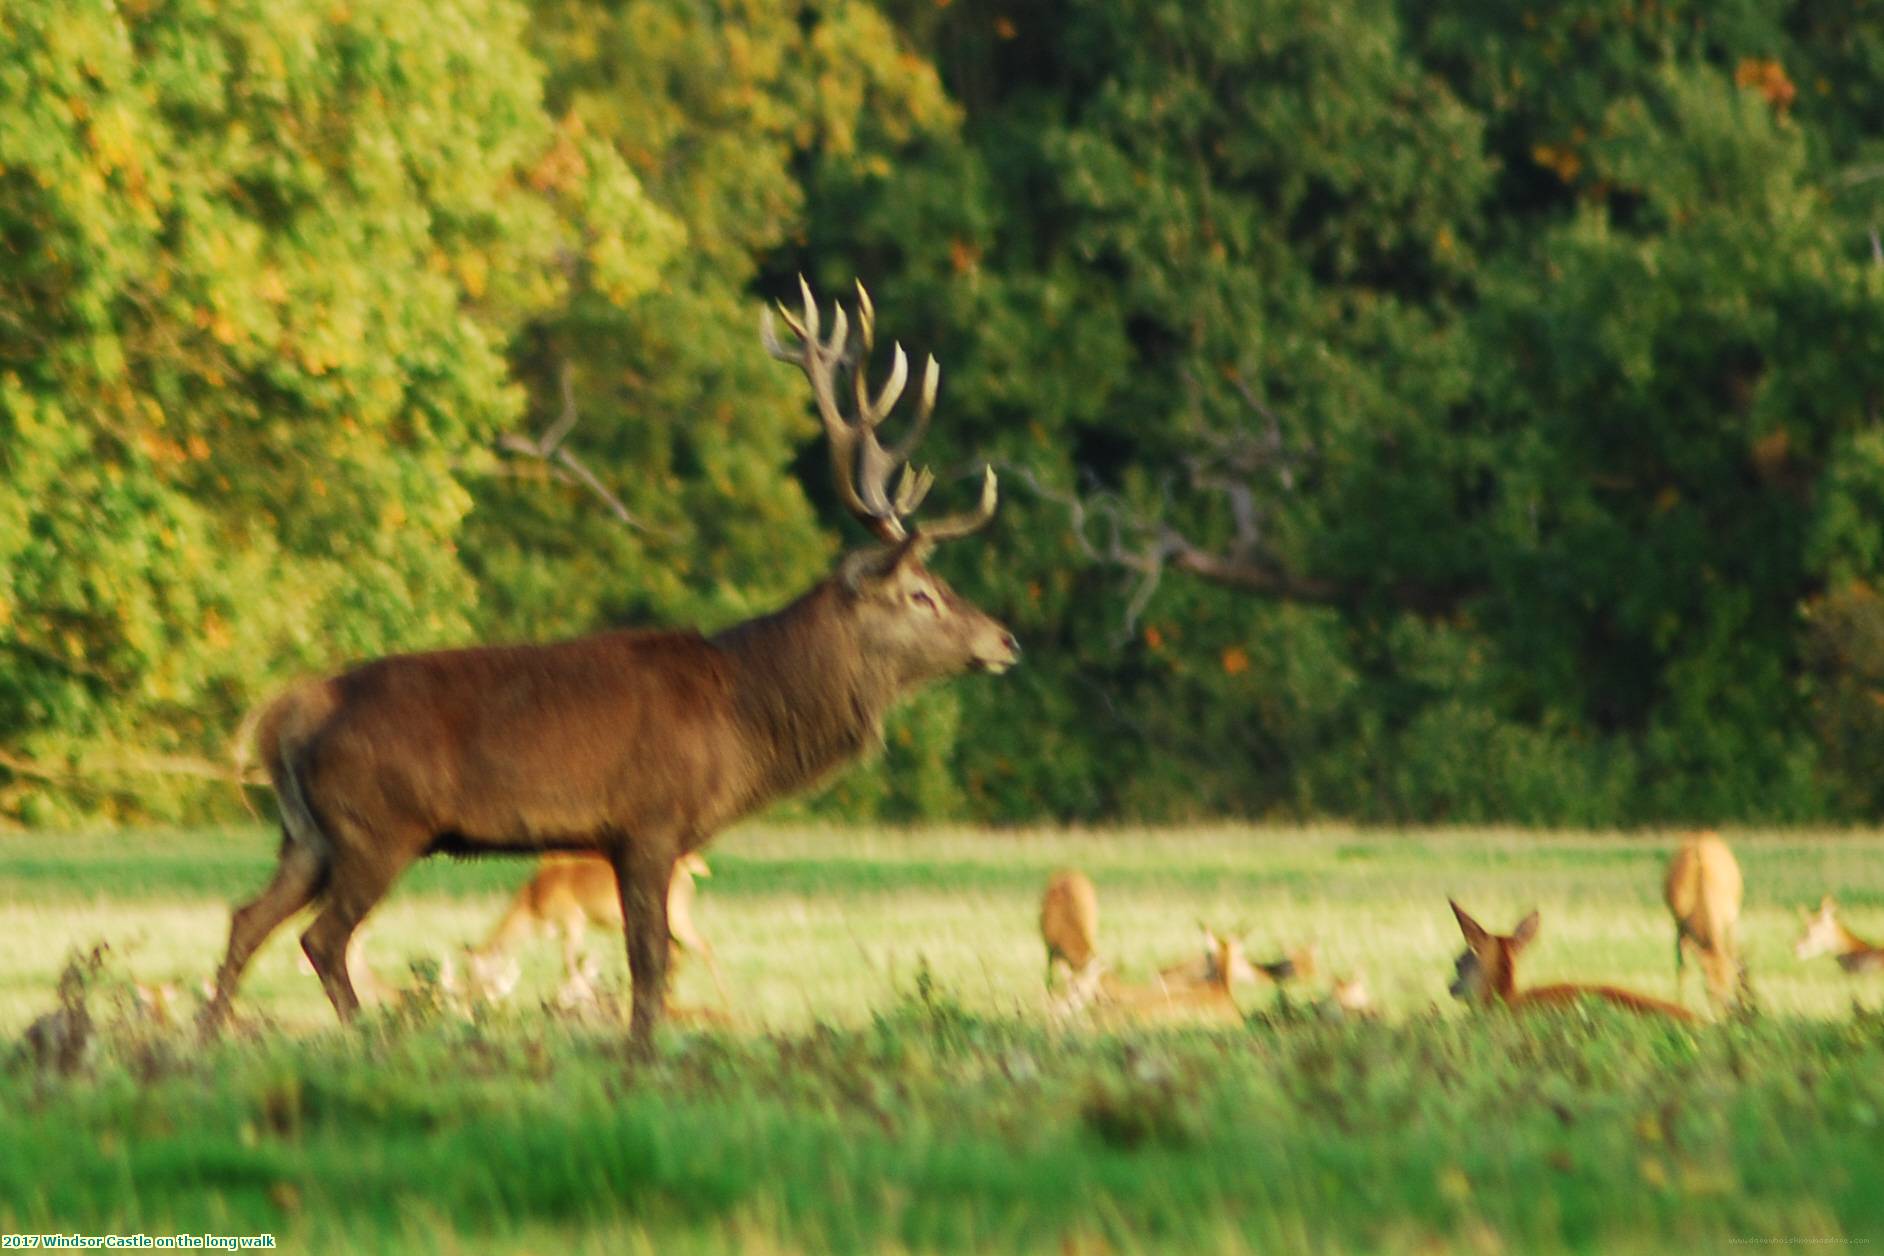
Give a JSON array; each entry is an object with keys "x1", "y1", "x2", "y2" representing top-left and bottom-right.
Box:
[
  {"x1": 1000, "y1": 376, "x2": 1473, "y2": 632},
  {"x1": 0, "y1": 748, "x2": 266, "y2": 787},
  {"x1": 494, "y1": 360, "x2": 648, "y2": 531}
]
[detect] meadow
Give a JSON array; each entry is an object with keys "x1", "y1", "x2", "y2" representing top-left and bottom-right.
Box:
[{"x1": 3, "y1": 824, "x2": 1884, "y2": 1252}]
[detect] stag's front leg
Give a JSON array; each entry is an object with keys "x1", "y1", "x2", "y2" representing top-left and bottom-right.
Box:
[{"x1": 613, "y1": 841, "x2": 675, "y2": 1058}]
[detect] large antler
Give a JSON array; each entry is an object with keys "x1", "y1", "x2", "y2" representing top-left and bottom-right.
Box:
[{"x1": 763, "y1": 278, "x2": 997, "y2": 547}]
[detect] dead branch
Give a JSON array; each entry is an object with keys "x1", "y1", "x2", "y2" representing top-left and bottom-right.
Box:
[
  {"x1": 0, "y1": 748, "x2": 267, "y2": 787},
  {"x1": 1000, "y1": 373, "x2": 1472, "y2": 632},
  {"x1": 494, "y1": 362, "x2": 648, "y2": 530}
]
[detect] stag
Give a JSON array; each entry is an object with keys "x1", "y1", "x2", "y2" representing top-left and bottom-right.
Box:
[{"x1": 200, "y1": 281, "x2": 1019, "y2": 1051}]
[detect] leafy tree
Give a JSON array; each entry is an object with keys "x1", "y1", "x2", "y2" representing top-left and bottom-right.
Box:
[
  {"x1": 812, "y1": 0, "x2": 1497, "y2": 818},
  {"x1": 0, "y1": 0, "x2": 672, "y2": 823},
  {"x1": 463, "y1": 0, "x2": 969, "y2": 816},
  {"x1": 836, "y1": 0, "x2": 1884, "y2": 823}
]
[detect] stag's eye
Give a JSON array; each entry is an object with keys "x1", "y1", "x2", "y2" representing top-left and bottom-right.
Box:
[{"x1": 910, "y1": 588, "x2": 939, "y2": 613}]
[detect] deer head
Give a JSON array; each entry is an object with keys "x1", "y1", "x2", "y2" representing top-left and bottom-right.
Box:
[
  {"x1": 1448, "y1": 900, "x2": 1539, "y2": 1004},
  {"x1": 764, "y1": 279, "x2": 1019, "y2": 684},
  {"x1": 1795, "y1": 895, "x2": 1845, "y2": 960}
]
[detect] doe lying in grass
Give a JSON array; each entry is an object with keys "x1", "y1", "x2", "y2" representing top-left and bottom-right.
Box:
[
  {"x1": 1037, "y1": 871, "x2": 1317, "y2": 1023},
  {"x1": 1092, "y1": 932, "x2": 1246, "y2": 1026},
  {"x1": 1447, "y1": 900, "x2": 1696, "y2": 1023},
  {"x1": 1157, "y1": 926, "x2": 1316, "y2": 991},
  {"x1": 1794, "y1": 896, "x2": 1884, "y2": 974}
]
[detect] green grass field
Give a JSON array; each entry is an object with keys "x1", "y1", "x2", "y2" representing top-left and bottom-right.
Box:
[{"x1": 4, "y1": 824, "x2": 1884, "y2": 1252}]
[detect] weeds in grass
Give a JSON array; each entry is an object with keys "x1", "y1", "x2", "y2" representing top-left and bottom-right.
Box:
[{"x1": 9, "y1": 826, "x2": 1884, "y2": 1251}]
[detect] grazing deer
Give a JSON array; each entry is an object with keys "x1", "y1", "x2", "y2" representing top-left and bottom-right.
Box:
[
  {"x1": 1794, "y1": 896, "x2": 1884, "y2": 974},
  {"x1": 202, "y1": 281, "x2": 1019, "y2": 1053},
  {"x1": 465, "y1": 852, "x2": 726, "y2": 1006},
  {"x1": 1447, "y1": 900, "x2": 1696, "y2": 1022},
  {"x1": 1663, "y1": 830, "x2": 1747, "y2": 1012},
  {"x1": 1041, "y1": 869, "x2": 1104, "y2": 1014}
]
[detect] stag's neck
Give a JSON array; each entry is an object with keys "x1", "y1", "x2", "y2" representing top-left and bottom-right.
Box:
[{"x1": 712, "y1": 581, "x2": 901, "y2": 809}]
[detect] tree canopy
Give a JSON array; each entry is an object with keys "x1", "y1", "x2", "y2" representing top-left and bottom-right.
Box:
[{"x1": 5, "y1": 0, "x2": 1884, "y2": 827}]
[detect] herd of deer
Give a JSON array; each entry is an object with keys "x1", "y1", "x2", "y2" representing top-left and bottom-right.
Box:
[
  {"x1": 1038, "y1": 831, "x2": 1884, "y2": 1026},
  {"x1": 153, "y1": 280, "x2": 1881, "y2": 1052},
  {"x1": 261, "y1": 825, "x2": 1883, "y2": 1036}
]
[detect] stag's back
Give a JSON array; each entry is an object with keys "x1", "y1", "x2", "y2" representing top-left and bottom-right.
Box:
[{"x1": 1040, "y1": 869, "x2": 1099, "y2": 974}]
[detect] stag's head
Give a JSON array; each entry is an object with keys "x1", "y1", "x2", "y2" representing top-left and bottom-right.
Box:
[{"x1": 764, "y1": 279, "x2": 1019, "y2": 686}]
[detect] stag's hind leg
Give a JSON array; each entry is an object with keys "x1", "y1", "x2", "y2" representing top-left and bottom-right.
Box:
[
  {"x1": 200, "y1": 835, "x2": 326, "y2": 1035},
  {"x1": 300, "y1": 830, "x2": 422, "y2": 1023}
]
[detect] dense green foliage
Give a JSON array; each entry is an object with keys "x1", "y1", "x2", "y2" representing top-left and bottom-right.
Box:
[
  {"x1": 0, "y1": 0, "x2": 674, "y2": 822},
  {"x1": 5, "y1": 0, "x2": 1884, "y2": 823}
]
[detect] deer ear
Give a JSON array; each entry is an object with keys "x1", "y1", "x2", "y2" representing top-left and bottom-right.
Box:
[
  {"x1": 1449, "y1": 899, "x2": 1488, "y2": 946},
  {"x1": 1821, "y1": 894, "x2": 1837, "y2": 914},
  {"x1": 1511, "y1": 910, "x2": 1541, "y2": 949},
  {"x1": 838, "y1": 534, "x2": 923, "y2": 590}
]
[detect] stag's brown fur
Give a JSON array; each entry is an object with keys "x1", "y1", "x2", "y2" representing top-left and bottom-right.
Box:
[
  {"x1": 202, "y1": 547, "x2": 1015, "y2": 1049},
  {"x1": 203, "y1": 282, "x2": 1017, "y2": 1053}
]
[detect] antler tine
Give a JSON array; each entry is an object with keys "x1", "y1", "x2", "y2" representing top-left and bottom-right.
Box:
[
  {"x1": 885, "y1": 355, "x2": 939, "y2": 461},
  {"x1": 892, "y1": 465, "x2": 935, "y2": 517},
  {"x1": 797, "y1": 274, "x2": 821, "y2": 342},
  {"x1": 762, "y1": 278, "x2": 1001, "y2": 548},
  {"x1": 763, "y1": 279, "x2": 903, "y2": 543},
  {"x1": 856, "y1": 343, "x2": 909, "y2": 428},
  {"x1": 912, "y1": 464, "x2": 999, "y2": 544},
  {"x1": 855, "y1": 279, "x2": 876, "y2": 350},
  {"x1": 759, "y1": 306, "x2": 800, "y2": 364}
]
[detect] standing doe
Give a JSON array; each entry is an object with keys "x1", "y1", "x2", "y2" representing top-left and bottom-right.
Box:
[
  {"x1": 1040, "y1": 869, "x2": 1104, "y2": 1015},
  {"x1": 1447, "y1": 900, "x2": 1696, "y2": 1022},
  {"x1": 1663, "y1": 830, "x2": 1747, "y2": 1012},
  {"x1": 464, "y1": 852, "x2": 726, "y2": 1008},
  {"x1": 202, "y1": 281, "x2": 1019, "y2": 1052}
]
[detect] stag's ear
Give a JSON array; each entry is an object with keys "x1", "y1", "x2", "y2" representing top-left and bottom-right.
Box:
[{"x1": 838, "y1": 534, "x2": 924, "y2": 591}]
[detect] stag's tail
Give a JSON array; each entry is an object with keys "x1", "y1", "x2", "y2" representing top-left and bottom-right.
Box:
[
  {"x1": 227, "y1": 694, "x2": 277, "y2": 821},
  {"x1": 236, "y1": 680, "x2": 337, "y2": 860}
]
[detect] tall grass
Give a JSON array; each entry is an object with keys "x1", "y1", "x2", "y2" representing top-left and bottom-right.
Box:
[{"x1": 3, "y1": 824, "x2": 1884, "y2": 1252}]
